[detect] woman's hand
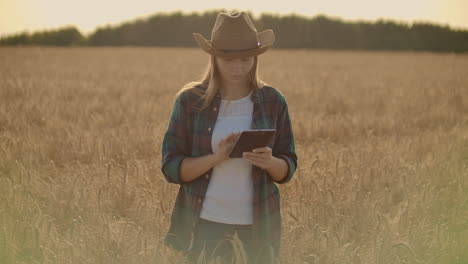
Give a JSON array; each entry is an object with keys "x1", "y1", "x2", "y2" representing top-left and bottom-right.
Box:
[
  {"x1": 242, "y1": 147, "x2": 276, "y2": 170},
  {"x1": 213, "y1": 132, "x2": 241, "y2": 166}
]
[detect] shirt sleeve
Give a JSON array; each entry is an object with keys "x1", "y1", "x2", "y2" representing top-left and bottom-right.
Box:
[
  {"x1": 161, "y1": 93, "x2": 190, "y2": 185},
  {"x1": 272, "y1": 93, "x2": 298, "y2": 184}
]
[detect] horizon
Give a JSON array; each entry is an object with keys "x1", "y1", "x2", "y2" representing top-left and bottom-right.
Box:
[{"x1": 1, "y1": 0, "x2": 467, "y2": 37}]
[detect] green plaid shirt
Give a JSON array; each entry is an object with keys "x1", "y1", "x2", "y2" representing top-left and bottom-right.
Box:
[{"x1": 161, "y1": 84, "x2": 297, "y2": 262}]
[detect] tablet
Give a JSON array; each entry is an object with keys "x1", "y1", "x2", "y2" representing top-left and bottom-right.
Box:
[{"x1": 229, "y1": 129, "x2": 276, "y2": 158}]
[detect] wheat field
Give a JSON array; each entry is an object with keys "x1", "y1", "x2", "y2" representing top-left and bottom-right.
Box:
[{"x1": 0, "y1": 47, "x2": 467, "y2": 264}]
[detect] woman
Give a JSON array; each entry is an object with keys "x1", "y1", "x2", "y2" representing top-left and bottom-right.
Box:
[{"x1": 161, "y1": 11, "x2": 297, "y2": 263}]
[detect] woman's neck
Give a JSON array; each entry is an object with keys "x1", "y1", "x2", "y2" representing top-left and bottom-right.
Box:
[{"x1": 220, "y1": 82, "x2": 251, "y2": 100}]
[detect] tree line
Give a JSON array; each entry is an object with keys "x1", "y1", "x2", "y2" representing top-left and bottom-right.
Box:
[{"x1": 1, "y1": 9, "x2": 467, "y2": 52}]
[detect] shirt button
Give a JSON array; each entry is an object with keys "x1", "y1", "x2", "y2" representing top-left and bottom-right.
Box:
[
  {"x1": 208, "y1": 127, "x2": 212, "y2": 132},
  {"x1": 205, "y1": 174, "x2": 209, "y2": 179},
  {"x1": 213, "y1": 107, "x2": 217, "y2": 111},
  {"x1": 197, "y1": 198, "x2": 202, "y2": 204}
]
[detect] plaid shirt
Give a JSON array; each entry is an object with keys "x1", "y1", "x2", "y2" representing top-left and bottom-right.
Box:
[{"x1": 161, "y1": 84, "x2": 297, "y2": 263}]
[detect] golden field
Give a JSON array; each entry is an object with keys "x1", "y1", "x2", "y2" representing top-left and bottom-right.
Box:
[{"x1": 0, "y1": 47, "x2": 467, "y2": 264}]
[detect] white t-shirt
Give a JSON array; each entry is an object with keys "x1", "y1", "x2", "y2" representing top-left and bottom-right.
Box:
[{"x1": 200, "y1": 91, "x2": 254, "y2": 225}]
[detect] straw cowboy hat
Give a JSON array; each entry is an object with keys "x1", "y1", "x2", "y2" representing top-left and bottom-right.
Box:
[{"x1": 193, "y1": 11, "x2": 276, "y2": 58}]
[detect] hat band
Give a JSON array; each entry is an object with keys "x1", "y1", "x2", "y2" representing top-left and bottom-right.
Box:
[{"x1": 217, "y1": 42, "x2": 261, "y2": 53}]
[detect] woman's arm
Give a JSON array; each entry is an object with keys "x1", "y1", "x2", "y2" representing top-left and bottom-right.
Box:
[
  {"x1": 243, "y1": 90, "x2": 297, "y2": 184},
  {"x1": 270, "y1": 93, "x2": 297, "y2": 184},
  {"x1": 179, "y1": 154, "x2": 218, "y2": 183},
  {"x1": 161, "y1": 93, "x2": 191, "y2": 184},
  {"x1": 179, "y1": 132, "x2": 240, "y2": 183},
  {"x1": 265, "y1": 157, "x2": 289, "y2": 182},
  {"x1": 161, "y1": 89, "x2": 242, "y2": 184},
  {"x1": 242, "y1": 149, "x2": 288, "y2": 182}
]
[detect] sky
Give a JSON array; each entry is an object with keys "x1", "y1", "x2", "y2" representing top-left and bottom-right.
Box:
[{"x1": 1, "y1": 0, "x2": 467, "y2": 37}]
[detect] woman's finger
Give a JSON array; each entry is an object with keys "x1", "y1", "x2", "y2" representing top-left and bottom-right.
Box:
[
  {"x1": 244, "y1": 157, "x2": 266, "y2": 169},
  {"x1": 243, "y1": 154, "x2": 268, "y2": 162},
  {"x1": 228, "y1": 132, "x2": 241, "y2": 142},
  {"x1": 227, "y1": 135, "x2": 236, "y2": 144},
  {"x1": 245, "y1": 153, "x2": 267, "y2": 159},
  {"x1": 253, "y1": 147, "x2": 272, "y2": 153},
  {"x1": 227, "y1": 133, "x2": 236, "y2": 140}
]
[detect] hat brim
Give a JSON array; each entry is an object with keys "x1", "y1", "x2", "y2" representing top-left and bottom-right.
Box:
[{"x1": 193, "y1": 29, "x2": 275, "y2": 58}]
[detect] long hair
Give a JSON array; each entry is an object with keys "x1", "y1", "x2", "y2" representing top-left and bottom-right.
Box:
[{"x1": 176, "y1": 55, "x2": 266, "y2": 111}]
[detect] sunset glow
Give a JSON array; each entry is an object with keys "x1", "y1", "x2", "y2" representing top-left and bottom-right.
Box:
[{"x1": 1, "y1": 0, "x2": 467, "y2": 37}]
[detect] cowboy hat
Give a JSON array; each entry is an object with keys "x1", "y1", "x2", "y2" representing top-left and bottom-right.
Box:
[{"x1": 193, "y1": 11, "x2": 275, "y2": 58}]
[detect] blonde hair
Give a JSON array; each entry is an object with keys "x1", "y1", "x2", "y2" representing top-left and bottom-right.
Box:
[{"x1": 176, "y1": 55, "x2": 266, "y2": 111}]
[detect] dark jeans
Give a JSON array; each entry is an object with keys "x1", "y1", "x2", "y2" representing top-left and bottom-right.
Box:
[{"x1": 186, "y1": 218, "x2": 254, "y2": 264}]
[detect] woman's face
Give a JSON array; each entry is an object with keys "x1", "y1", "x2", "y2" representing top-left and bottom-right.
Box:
[{"x1": 215, "y1": 56, "x2": 255, "y2": 84}]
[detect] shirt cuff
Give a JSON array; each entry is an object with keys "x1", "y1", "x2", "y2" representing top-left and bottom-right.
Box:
[{"x1": 161, "y1": 155, "x2": 185, "y2": 184}]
